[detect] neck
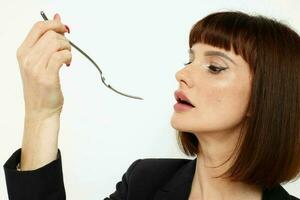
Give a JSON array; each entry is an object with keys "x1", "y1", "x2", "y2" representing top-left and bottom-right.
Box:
[{"x1": 190, "y1": 126, "x2": 262, "y2": 199}]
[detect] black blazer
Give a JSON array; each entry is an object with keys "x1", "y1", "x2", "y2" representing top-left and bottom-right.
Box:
[{"x1": 3, "y1": 148, "x2": 299, "y2": 200}]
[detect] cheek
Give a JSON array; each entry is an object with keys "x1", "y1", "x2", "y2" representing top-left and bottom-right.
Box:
[
  {"x1": 197, "y1": 74, "x2": 251, "y2": 128},
  {"x1": 209, "y1": 85, "x2": 250, "y2": 112}
]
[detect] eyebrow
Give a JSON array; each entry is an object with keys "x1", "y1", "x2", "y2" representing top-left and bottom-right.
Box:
[{"x1": 189, "y1": 49, "x2": 237, "y2": 66}]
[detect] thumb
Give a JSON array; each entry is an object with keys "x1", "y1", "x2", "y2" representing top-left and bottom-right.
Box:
[
  {"x1": 53, "y1": 13, "x2": 66, "y2": 35},
  {"x1": 53, "y1": 13, "x2": 61, "y2": 22}
]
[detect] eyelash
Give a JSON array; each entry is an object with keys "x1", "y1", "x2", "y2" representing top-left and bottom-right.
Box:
[{"x1": 184, "y1": 61, "x2": 227, "y2": 74}]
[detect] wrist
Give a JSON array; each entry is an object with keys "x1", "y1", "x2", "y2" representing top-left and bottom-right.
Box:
[
  {"x1": 25, "y1": 110, "x2": 61, "y2": 122},
  {"x1": 21, "y1": 113, "x2": 61, "y2": 170}
]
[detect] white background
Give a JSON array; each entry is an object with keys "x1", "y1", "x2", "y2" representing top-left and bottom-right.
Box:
[{"x1": 0, "y1": 0, "x2": 299, "y2": 199}]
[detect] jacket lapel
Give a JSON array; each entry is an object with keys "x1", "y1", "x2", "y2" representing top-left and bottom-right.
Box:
[
  {"x1": 153, "y1": 158, "x2": 291, "y2": 200},
  {"x1": 154, "y1": 158, "x2": 197, "y2": 200},
  {"x1": 262, "y1": 184, "x2": 291, "y2": 200}
]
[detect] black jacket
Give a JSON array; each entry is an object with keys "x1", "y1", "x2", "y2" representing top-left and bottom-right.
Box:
[{"x1": 3, "y1": 148, "x2": 299, "y2": 200}]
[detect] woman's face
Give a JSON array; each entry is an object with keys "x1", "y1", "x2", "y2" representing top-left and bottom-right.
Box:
[{"x1": 170, "y1": 43, "x2": 252, "y2": 135}]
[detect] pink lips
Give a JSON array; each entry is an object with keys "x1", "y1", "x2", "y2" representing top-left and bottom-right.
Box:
[
  {"x1": 173, "y1": 102, "x2": 194, "y2": 111},
  {"x1": 173, "y1": 90, "x2": 195, "y2": 111},
  {"x1": 174, "y1": 90, "x2": 195, "y2": 107}
]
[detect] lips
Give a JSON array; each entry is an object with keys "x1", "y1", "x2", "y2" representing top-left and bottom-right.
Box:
[{"x1": 174, "y1": 90, "x2": 195, "y2": 107}]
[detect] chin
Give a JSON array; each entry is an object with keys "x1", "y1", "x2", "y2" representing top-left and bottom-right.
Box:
[
  {"x1": 170, "y1": 115, "x2": 194, "y2": 132},
  {"x1": 170, "y1": 114, "x2": 215, "y2": 134}
]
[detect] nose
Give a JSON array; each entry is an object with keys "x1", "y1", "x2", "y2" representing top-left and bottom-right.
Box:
[{"x1": 175, "y1": 65, "x2": 193, "y2": 88}]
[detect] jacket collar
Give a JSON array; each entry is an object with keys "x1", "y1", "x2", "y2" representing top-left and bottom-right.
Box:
[
  {"x1": 262, "y1": 184, "x2": 291, "y2": 200},
  {"x1": 154, "y1": 158, "x2": 196, "y2": 200},
  {"x1": 154, "y1": 158, "x2": 291, "y2": 200}
]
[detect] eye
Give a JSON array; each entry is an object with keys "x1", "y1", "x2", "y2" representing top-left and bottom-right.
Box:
[
  {"x1": 184, "y1": 61, "x2": 192, "y2": 66},
  {"x1": 207, "y1": 64, "x2": 227, "y2": 74},
  {"x1": 183, "y1": 61, "x2": 227, "y2": 74}
]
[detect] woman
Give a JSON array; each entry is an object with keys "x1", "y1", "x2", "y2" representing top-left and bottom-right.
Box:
[{"x1": 3, "y1": 10, "x2": 300, "y2": 200}]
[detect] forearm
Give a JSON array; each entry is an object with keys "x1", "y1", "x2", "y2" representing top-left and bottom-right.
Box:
[{"x1": 20, "y1": 113, "x2": 61, "y2": 170}]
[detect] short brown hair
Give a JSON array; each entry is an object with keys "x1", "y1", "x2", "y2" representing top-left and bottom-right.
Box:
[{"x1": 177, "y1": 11, "x2": 300, "y2": 189}]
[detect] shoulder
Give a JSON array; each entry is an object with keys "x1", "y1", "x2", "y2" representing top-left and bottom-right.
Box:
[
  {"x1": 132, "y1": 158, "x2": 192, "y2": 170},
  {"x1": 290, "y1": 196, "x2": 300, "y2": 200},
  {"x1": 125, "y1": 158, "x2": 193, "y2": 186},
  {"x1": 128, "y1": 157, "x2": 192, "y2": 175},
  {"x1": 263, "y1": 184, "x2": 299, "y2": 200}
]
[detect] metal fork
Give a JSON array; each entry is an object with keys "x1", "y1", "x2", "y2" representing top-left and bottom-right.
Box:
[{"x1": 40, "y1": 11, "x2": 143, "y2": 100}]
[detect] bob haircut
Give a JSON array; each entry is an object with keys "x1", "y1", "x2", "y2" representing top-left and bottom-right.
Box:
[{"x1": 177, "y1": 11, "x2": 300, "y2": 189}]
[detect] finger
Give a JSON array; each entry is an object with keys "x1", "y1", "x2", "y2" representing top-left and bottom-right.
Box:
[
  {"x1": 46, "y1": 49, "x2": 72, "y2": 76},
  {"x1": 35, "y1": 31, "x2": 71, "y2": 56},
  {"x1": 21, "y1": 20, "x2": 68, "y2": 49},
  {"x1": 30, "y1": 32, "x2": 71, "y2": 70},
  {"x1": 53, "y1": 13, "x2": 61, "y2": 22},
  {"x1": 53, "y1": 14, "x2": 69, "y2": 35},
  {"x1": 53, "y1": 14, "x2": 66, "y2": 36}
]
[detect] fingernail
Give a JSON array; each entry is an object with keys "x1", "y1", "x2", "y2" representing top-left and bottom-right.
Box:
[{"x1": 64, "y1": 25, "x2": 70, "y2": 33}]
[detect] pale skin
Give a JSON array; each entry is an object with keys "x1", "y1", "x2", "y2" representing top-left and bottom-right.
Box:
[
  {"x1": 17, "y1": 14, "x2": 71, "y2": 170},
  {"x1": 17, "y1": 13, "x2": 260, "y2": 199},
  {"x1": 171, "y1": 43, "x2": 262, "y2": 199}
]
